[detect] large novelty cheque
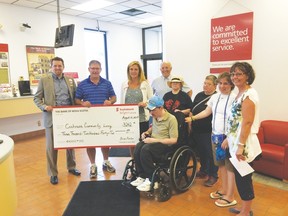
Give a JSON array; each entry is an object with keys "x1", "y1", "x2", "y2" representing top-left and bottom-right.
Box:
[{"x1": 52, "y1": 105, "x2": 139, "y2": 149}]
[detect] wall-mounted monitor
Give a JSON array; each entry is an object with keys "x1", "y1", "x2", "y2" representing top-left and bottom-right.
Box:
[{"x1": 54, "y1": 24, "x2": 75, "y2": 48}]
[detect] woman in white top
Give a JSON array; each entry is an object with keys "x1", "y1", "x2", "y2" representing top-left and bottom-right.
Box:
[
  {"x1": 185, "y1": 72, "x2": 237, "y2": 207},
  {"x1": 224, "y1": 62, "x2": 261, "y2": 216},
  {"x1": 121, "y1": 61, "x2": 153, "y2": 157}
]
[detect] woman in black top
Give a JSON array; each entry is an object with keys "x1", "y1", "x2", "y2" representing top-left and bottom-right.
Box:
[
  {"x1": 163, "y1": 75, "x2": 192, "y2": 116},
  {"x1": 190, "y1": 75, "x2": 218, "y2": 187}
]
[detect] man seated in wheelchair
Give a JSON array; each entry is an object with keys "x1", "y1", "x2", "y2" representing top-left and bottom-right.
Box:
[{"x1": 130, "y1": 96, "x2": 178, "y2": 191}]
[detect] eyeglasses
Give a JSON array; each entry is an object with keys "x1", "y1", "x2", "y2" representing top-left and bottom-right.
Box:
[
  {"x1": 230, "y1": 72, "x2": 245, "y2": 77},
  {"x1": 89, "y1": 67, "x2": 101, "y2": 70}
]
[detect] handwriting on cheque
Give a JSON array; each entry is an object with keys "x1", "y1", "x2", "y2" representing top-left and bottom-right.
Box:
[{"x1": 52, "y1": 105, "x2": 140, "y2": 148}]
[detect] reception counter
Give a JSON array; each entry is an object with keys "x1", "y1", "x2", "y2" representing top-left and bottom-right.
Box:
[
  {"x1": 0, "y1": 134, "x2": 17, "y2": 216},
  {"x1": 0, "y1": 96, "x2": 40, "y2": 118}
]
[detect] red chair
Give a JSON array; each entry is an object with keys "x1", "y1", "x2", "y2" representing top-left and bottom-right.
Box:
[{"x1": 253, "y1": 120, "x2": 288, "y2": 181}]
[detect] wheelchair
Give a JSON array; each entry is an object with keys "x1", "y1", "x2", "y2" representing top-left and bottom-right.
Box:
[{"x1": 122, "y1": 112, "x2": 197, "y2": 202}]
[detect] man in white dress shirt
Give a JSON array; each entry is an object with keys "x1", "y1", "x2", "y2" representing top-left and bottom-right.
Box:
[{"x1": 151, "y1": 61, "x2": 192, "y2": 98}]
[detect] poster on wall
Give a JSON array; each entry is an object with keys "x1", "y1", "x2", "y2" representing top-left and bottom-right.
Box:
[
  {"x1": 0, "y1": 43, "x2": 10, "y2": 85},
  {"x1": 26, "y1": 45, "x2": 55, "y2": 86},
  {"x1": 210, "y1": 12, "x2": 253, "y2": 73}
]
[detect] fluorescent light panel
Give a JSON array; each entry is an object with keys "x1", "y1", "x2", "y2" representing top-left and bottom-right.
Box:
[
  {"x1": 134, "y1": 16, "x2": 162, "y2": 24},
  {"x1": 72, "y1": 0, "x2": 115, "y2": 12}
]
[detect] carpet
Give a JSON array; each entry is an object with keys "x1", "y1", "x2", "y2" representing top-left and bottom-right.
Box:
[
  {"x1": 63, "y1": 180, "x2": 139, "y2": 216},
  {"x1": 109, "y1": 148, "x2": 130, "y2": 157}
]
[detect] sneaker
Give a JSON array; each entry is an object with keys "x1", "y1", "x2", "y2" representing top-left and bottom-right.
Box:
[
  {"x1": 136, "y1": 178, "x2": 159, "y2": 192},
  {"x1": 204, "y1": 176, "x2": 218, "y2": 187},
  {"x1": 126, "y1": 170, "x2": 132, "y2": 180},
  {"x1": 102, "y1": 161, "x2": 116, "y2": 173},
  {"x1": 130, "y1": 177, "x2": 145, "y2": 187},
  {"x1": 90, "y1": 165, "x2": 97, "y2": 179}
]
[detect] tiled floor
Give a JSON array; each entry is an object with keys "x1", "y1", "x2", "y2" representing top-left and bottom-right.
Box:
[
  {"x1": 253, "y1": 172, "x2": 288, "y2": 191},
  {"x1": 13, "y1": 135, "x2": 288, "y2": 216}
]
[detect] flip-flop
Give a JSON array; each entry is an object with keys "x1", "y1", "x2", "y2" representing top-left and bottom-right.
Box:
[
  {"x1": 210, "y1": 190, "x2": 224, "y2": 199},
  {"x1": 229, "y1": 208, "x2": 241, "y2": 214},
  {"x1": 229, "y1": 207, "x2": 253, "y2": 216},
  {"x1": 215, "y1": 198, "x2": 237, "y2": 207}
]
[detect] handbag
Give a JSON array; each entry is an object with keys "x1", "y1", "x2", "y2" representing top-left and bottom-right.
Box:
[{"x1": 212, "y1": 134, "x2": 227, "y2": 161}]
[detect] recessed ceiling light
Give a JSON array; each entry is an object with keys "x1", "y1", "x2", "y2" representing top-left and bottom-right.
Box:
[
  {"x1": 134, "y1": 16, "x2": 162, "y2": 24},
  {"x1": 72, "y1": 0, "x2": 115, "y2": 12}
]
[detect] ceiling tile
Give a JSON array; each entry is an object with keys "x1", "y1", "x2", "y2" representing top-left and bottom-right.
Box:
[
  {"x1": 13, "y1": 0, "x2": 43, "y2": 8},
  {"x1": 112, "y1": 19, "x2": 130, "y2": 24},
  {"x1": 150, "y1": 10, "x2": 162, "y2": 16},
  {"x1": 65, "y1": 0, "x2": 88, "y2": 3},
  {"x1": 0, "y1": 0, "x2": 16, "y2": 3},
  {"x1": 106, "y1": 12, "x2": 130, "y2": 19},
  {"x1": 140, "y1": 0, "x2": 161, "y2": 4},
  {"x1": 108, "y1": 0, "x2": 131, "y2": 3},
  {"x1": 48, "y1": 0, "x2": 79, "y2": 8},
  {"x1": 104, "y1": 4, "x2": 130, "y2": 13},
  {"x1": 120, "y1": 0, "x2": 148, "y2": 8},
  {"x1": 38, "y1": 4, "x2": 65, "y2": 12},
  {"x1": 77, "y1": 12, "x2": 101, "y2": 19},
  {"x1": 93, "y1": 16, "x2": 116, "y2": 22},
  {"x1": 138, "y1": 4, "x2": 160, "y2": 13},
  {"x1": 88, "y1": 8, "x2": 115, "y2": 16},
  {"x1": 28, "y1": 0, "x2": 54, "y2": 4},
  {"x1": 60, "y1": 8, "x2": 87, "y2": 16},
  {"x1": 0, "y1": 0, "x2": 162, "y2": 28}
]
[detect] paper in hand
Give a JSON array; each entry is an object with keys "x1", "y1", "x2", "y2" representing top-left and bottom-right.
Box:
[{"x1": 229, "y1": 156, "x2": 254, "y2": 177}]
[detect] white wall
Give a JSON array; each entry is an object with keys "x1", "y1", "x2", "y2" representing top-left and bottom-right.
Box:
[
  {"x1": 2, "y1": 0, "x2": 288, "y2": 135},
  {"x1": 163, "y1": 0, "x2": 288, "y2": 121},
  {"x1": 0, "y1": 3, "x2": 142, "y2": 135}
]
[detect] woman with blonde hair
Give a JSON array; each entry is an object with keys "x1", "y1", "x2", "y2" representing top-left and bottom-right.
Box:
[{"x1": 121, "y1": 61, "x2": 153, "y2": 157}]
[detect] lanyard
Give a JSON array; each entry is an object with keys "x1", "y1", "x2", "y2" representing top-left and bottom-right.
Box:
[{"x1": 213, "y1": 93, "x2": 230, "y2": 132}]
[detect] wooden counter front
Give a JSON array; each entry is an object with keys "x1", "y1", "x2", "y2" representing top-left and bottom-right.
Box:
[{"x1": 0, "y1": 96, "x2": 41, "y2": 118}]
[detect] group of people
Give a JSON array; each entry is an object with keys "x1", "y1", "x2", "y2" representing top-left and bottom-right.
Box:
[
  {"x1": 33, "y1": 58, "x2": 186, "y2": 185},
  {"x1": 186, "y1": 63, "x2": 261, "y2": 216},
  {"x1": 34, "y1": 57, "x2": 261, "y2": 216},
  {"x1": 129, "y1": 61, "x2": 261, "y2": 216},
  {"x1": 34, "y1": 58, "x2": 117, "y2": 185}
]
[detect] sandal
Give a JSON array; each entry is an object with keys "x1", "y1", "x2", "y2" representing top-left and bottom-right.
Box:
[
  {"x1": 229, "y1": 207, "x2": 253, "y2": 215},
  {"x1": 215, "y1": 198, "x2": 237, "y2": 207},
  {"x1": 210, "y1": 190, "x2": 224, "y2": 199}
]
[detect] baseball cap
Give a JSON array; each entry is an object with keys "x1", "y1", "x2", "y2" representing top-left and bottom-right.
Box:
[{"x1": 147, "y1": 96, "x2": 164, "y2": 111}]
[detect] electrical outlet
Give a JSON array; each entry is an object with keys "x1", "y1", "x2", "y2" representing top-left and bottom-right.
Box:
[{"x1": 37, "y1": 120, "x2": 41, "y2": 126}]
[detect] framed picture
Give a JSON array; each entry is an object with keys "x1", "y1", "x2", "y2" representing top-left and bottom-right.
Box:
[
  {"x1": 0, "y1": 43, "x2": 10, "y2": 85},
  {"x1": 26, "y1": 45, "x2": 55, "y2": 86}
]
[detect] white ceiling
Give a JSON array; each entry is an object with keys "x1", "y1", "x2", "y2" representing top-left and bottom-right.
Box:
[{"x1": 0, "y1": 0, "x2": 162, "y2": 28}]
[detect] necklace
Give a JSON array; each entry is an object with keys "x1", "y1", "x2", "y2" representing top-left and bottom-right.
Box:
[{"x1": 213, "y1": 93, "x2": 230, "y2": 132}]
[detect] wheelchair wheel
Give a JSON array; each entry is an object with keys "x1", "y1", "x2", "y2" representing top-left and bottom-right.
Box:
[
  {"x1": 169, "y1": 146, "x2": 197, "y2": 192},
  {"x1": 158, "y1": 184, "x2": 172, "y2": 202}
]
